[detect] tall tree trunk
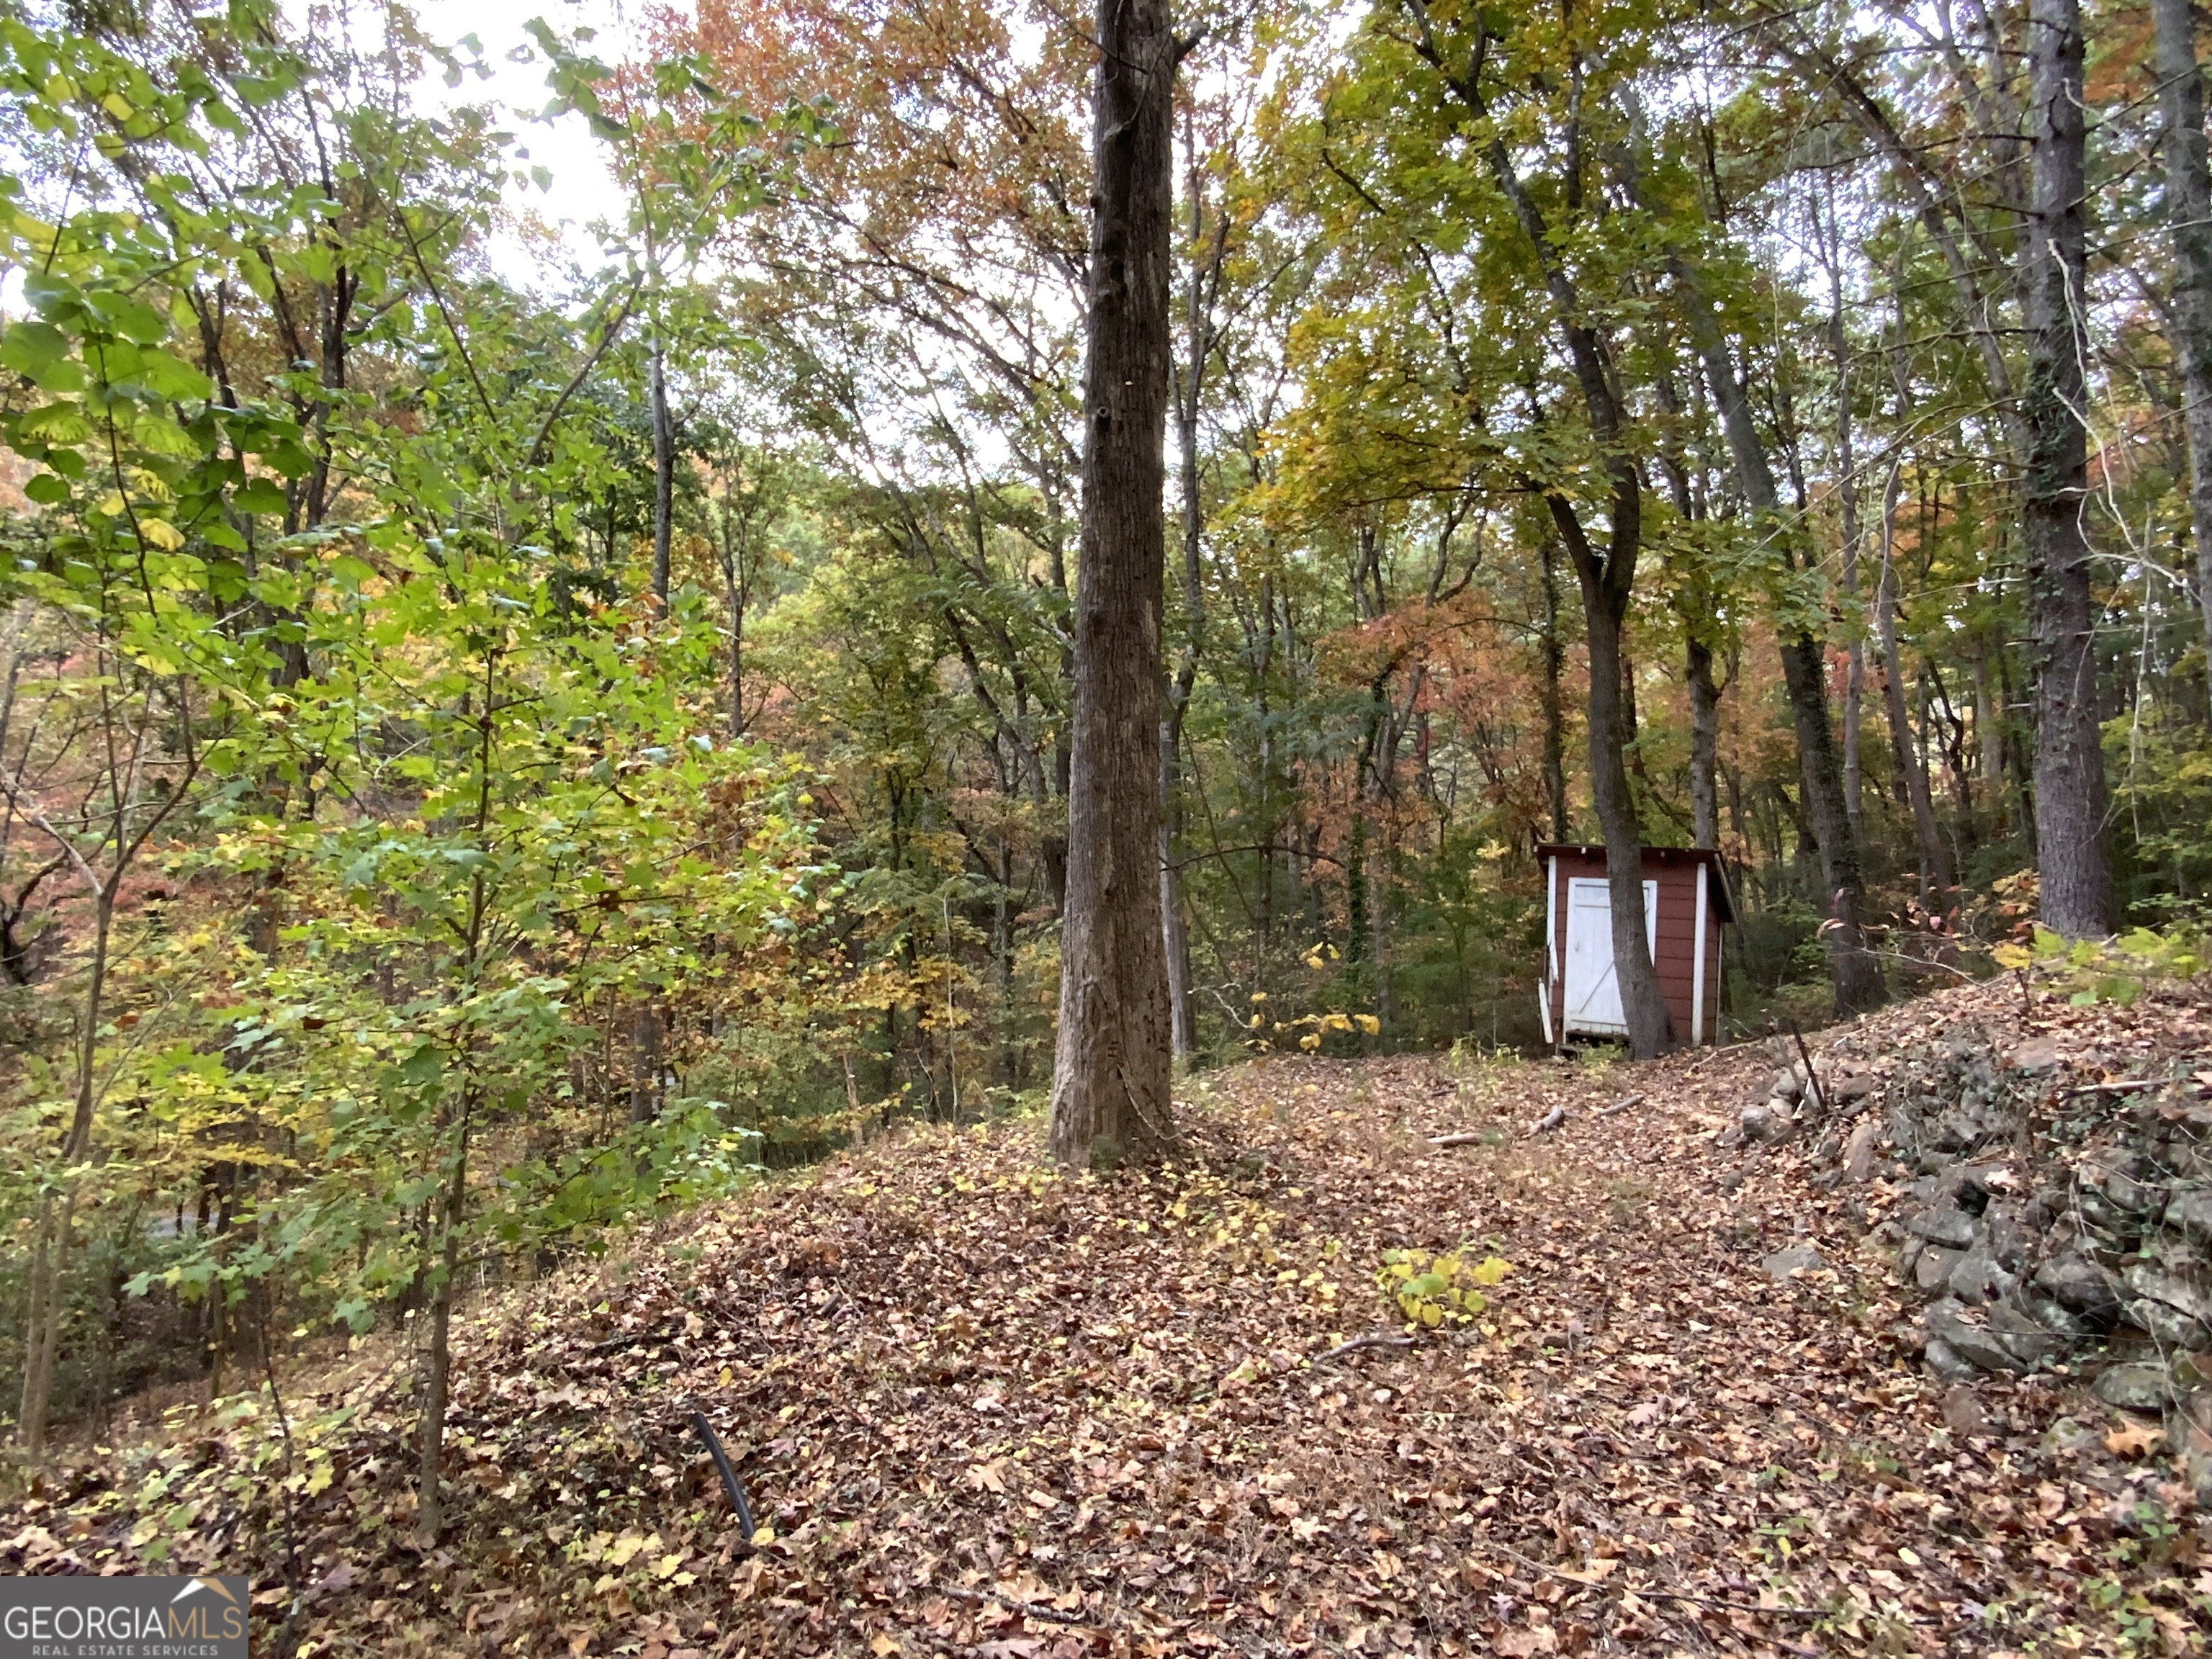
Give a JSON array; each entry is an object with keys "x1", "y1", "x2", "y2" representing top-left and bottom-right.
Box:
[
  {"x1": 649, "y1": 336, "x2": 675, "y2": 608},
  {"x1": 1568, "y1": 538, "x2": 1672, "y2": 1056},
  {"x1": 1539, "y1": 536, "x2": 1570, "y2": 841},
  {"x1": 1678, "y1": 284, "x2": 1884, "y2": 1012},
  {"x1": 1974, "y1": 649, "x2": 2009, "y2": 835},
  {"x1": 1830, "y1": 295, "x2": 1866, "y2": 843},
  {"x1": 18, "y1": 885, "x2": 114, "y2": 1459},
  {"x1": 414, "y1": 1098, "x2": 472, "y2": 1546},
  {"x1": 1687, "y1": 636, "x2": 1722, "y2": 850},
  {"x1": 2023, "y1": 0, "x2": 2115, "y2": 938},
  {"x1": 1876, "y1": 464, "x2": 1956, "y2": 906},
  {"x1": 1159, "y1": 108, "x2": 1212, "y2": 1067},
  {"x1": 1049, "y1": 0, "x2": 1176, "y2": 1166},
  {"x1": 2154, "y1": 0, "x2": 2212, "y2": 674}
]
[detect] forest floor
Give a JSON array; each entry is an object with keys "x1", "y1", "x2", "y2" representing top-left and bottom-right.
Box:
[{"x1": 4, "y1": 985, "x2": 2208, "y2": 1658}]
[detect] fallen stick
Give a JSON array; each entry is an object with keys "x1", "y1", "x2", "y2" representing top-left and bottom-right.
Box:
[
  {"x1": 1317, "y1": 1331, "x2": 1416, "y2": 1364},
  {"x1": 2064, "y1": 1078, "x2": 2159, "y2": 1096},
  {"x1": 1530, "y1": 1104, "x2": 1567, "y2": 1135},
  {"x1": 1597, "y1": 1093, "x2": 1645, "y2": 1118},
  {"x1": 1428, "y1": 1130, "x2": 1487, "y2": 1148}
]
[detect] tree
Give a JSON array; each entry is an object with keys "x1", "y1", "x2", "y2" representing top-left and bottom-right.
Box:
[
  {"x1": 2152, "y1": 0, "x2": 2212, "y2": 686},
  {"x1": 1048, "y1": 0, "x2": 1180, "y2": 1165},
  {"x1": 2022, "y1": 0, "x2": 2114, "y2": 938}
]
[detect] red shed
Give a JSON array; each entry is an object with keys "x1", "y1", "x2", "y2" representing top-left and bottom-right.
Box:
[{"x1": 1537, "y1": 844, "x2": 1733, "y2": 1047}]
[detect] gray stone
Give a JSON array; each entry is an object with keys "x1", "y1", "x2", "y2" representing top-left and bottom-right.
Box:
[
  {"x1": 2020, "y1": 1287, "x2": 2092, "y2": 1339},
  {"x1": 1844, "y1": 1120, "x2": 1882, "y2": 1183},
  {"x1": 1771, "y1": 1067, "x2": 1805, "y2": 1101},
  {"x1": 2121, "y1": 1262, "x2": 2212, "y2": 1349},
  {"x1": 2093, "y1": 1362, "x2": 2177, "y2": 1411},
  {"x1": 1947, "y1": 1244, "x2": 2019, "y2": 1305},
  {"x1": 2034, "y1": 1250, "x2": 2121, "y2": 1317},
  {"x1": 2005, "y1": 1035, "x2": 2064, "y2": 1072},
  {"x1": 1830, "y1": 1072, "x2": 1877, "y2": 1103},
  {"x1": 2166, "y1": 1187, "x2": 2212, "y2": 1246},
  {"x1": 1915, "y1": 1246, "x2": 1962, "y2": 1292},
  {"x1": 1762, "y1": 1244, "x2": 1828, "y2": 1282},
  {"x1": 1925, "y1": 1297, "x2": 2060, "y2": 1373},
  {"x1": 1905, "y1": 1205, "x2": 1978, "y2": 1249},
  {"x1": 1982, "y1": 1203, "x2": 2032, "y2": 1270},
  {"x1": 1922, "y1": 1335, "x2": 1981, "y2": 1382},
  {"x1": 2105, "y1": 1168, "x2": 2168, "y2": 1218}
]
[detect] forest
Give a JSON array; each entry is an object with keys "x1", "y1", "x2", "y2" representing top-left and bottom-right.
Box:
[{"x1": 0, "y1": 0, "x2": 2207, "y2": 1632}]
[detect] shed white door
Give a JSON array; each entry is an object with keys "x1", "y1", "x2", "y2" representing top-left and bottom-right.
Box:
[{"x1": 1563, "y1": 878, "x2": 1658, "y2": 1036}]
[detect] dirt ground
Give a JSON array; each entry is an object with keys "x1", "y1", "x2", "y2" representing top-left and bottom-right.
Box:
[{"x1": 2, "y1": 986, "x2": 2204, "y2": 1656}]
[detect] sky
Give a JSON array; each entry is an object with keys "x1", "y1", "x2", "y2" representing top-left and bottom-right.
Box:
[{"x1": 405, "y1": 0, "x2": 633, "y2": 287}]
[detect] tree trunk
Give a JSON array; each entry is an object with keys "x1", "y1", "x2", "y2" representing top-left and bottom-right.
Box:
[
  {"x1": 2023, "y1": 0, "x2": 2115, "y2": 938},
  {"x1": 1048, "y1": 0, "x2": 1176, "y2": 1166},
  {"x1": 1876, "y1": 464, "x2": 1956, "y2": 907},
  {"x1": 627, "y1": 1002, "x2": 663, "y2": 1125},
  {"x1": 414, "y1": 1102, "x2": 471, "y2": 1546},
  {"x1": 1159, "y1": 737, "x2": 1195, "y2": 1063},
  {"x1": 1678, "y1": 282, "x2": 1884, "y2": 1013},
  {"x1": 1687, "y1": 635, "x2": 1722, "y2": 850},
  {"x1": 1539, "y1": 536, "x2": 1570, "y2": 841},
  {"x1": 1159, "y1": 110, "x2": 1210, "y2": 1068},
  {"x1": 2154, "y1": 0, "x2": 2212, "y2": 676},
  {"x1": 650, "y1": 337, "x2": 675, "y2": 608},
  {"x1": 1570, "y1": 552, "x2": 1673, "y2": 1056},
  {"x1": 1974, "y1": 650, "x2": 2009, "y2": 835},
  {"x1": 17, "y1": 884, "x2": 114, "y2": 1458}
]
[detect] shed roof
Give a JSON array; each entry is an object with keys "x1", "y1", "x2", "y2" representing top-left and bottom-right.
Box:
[{"x1": 1534, "y1": 843, "x2": 1736, "y2": 924}]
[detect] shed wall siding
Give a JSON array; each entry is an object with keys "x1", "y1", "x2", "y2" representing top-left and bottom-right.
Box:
[{"x1": 1547, "y1": 853, "x2": 1725, "y2": 1043}]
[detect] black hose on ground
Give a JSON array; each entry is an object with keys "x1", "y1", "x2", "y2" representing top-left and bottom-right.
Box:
[{"x1": 689, "y1": 1411, "x2": 758, "y2": 1546}]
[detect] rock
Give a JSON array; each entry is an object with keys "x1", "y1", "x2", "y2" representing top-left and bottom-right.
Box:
[
  {"x1": 2005, "y1": 1035, "x2": 2064, "y2": 1072},
  {"x1": 2020, "y1": 1287, "x2": 2092, "y2": 1339},
  {"x1": 2033, "y1": 1251, "x2": 2123, "y2": 1321},
  {"x1": 1925, "y1": 1297, "x2": 2059, "y2": 1372},
  {"x1": 1718, "y1": 1171, "x2": 1743, "y2": 1193},
  {"x1": 1844, "y1": 1120, "x2": 1882, "y2": 1183},
  {"x1": 1830, "y1": 1072, "x2": 1877, "y2": 1103},
  {"x1": 2122, "y1": 1262, "x2": 2212, "y2": 1349},
  {"x1": 1771, "y1": 1067, "x2": 1804, "y2": 1102},
  {"x1": 1946, "y1": 1244, "x2": 2018, "y2": 1304},
  {"x1": 1904, "y1": 1205, "x2": 1977, "y2": 1249},
  {"x1": 1715, "y1": 1122, "x2": 1744, "y2": 1150},
  {"x1": 1762, "y1": 1243, "x2": 1827, "y2": 1282},
  {"x1": 1980, "y1": 1203, "x2": 2032, "y2": 1270},
  {"x1": 2167, "y1": 1187, "x2": 2212, "y2": 1246},
  {"x1": 1915, "y1": 1246, "x2": 1962, "y2": 1292},
  {"x1": 2094, "y1": 1362, "x2": 2177, "y2": 1412},
  {"x1": 1922, "y1": 1336, "x2": 1979, "y2": 1382},
  {"x1": 1942, "y1": 1385, "x2": 1989, "y2": 1435}
]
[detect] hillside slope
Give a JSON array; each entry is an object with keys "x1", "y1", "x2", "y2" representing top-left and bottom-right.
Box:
[{"x1": 4, "y1": 986, "x2": 2206, "y2": 1657}]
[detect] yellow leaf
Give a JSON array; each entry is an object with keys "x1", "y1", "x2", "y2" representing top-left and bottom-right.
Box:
[
  {"x1": 139, "y1": 517, "x2": 184, "y2": 549},
  {"x1": 1354, "y1": 1014, "x2": 1380, "y2": 1035},
  {"x1": 652, "y1": 1554, "x2": 682, "y2": 1580},
  {"x1": 1300, "y1": 1033, "x2": 1321, "y2": 1051},
  {"x1": 749, "y1": 1527, "x2": 775, "y2": 1547},
  {"x1": 1470, "y1": 1256, "x2": 1514, "y2": 1286},
  {"x1": 871, "y1": 1637, "x2": 900, "y2": 1658},
  {"x1": 607, "y1": 1532, "x2": 649, "y2": 1567}
]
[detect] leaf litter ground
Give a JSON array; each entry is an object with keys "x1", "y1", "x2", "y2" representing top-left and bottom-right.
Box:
[{"x1": 5, "y1": 982, "x2": 2207, "y2": 1656}]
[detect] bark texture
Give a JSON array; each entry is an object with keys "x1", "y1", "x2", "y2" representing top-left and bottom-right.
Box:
[
  {"x1": 2023, "y1": 0, "x2": 2115, "y2": 938},
  {"x1": 1048, "y1": 0, "x2": 1177, "y2": 1165},
  {"x1": 2154, "y1": 0, "x2": 2212, "y2": 669}
]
